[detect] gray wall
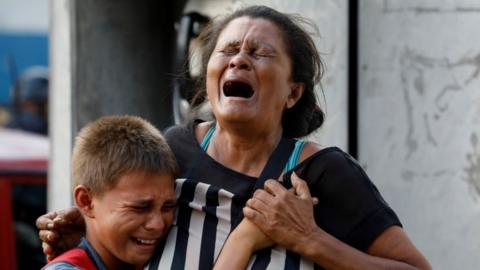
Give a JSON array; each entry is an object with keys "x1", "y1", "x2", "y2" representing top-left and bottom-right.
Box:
[{"x1": 359, "y1": 1, "x2": 480, "y2": 269}]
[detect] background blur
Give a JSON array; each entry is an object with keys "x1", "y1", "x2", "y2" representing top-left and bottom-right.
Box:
[
  {"x1": 0, "y1": 0, "x2": 479, "y2": 269},
  {"x1": 0, "y1": 0, "x2": 49, "y2": 269}
]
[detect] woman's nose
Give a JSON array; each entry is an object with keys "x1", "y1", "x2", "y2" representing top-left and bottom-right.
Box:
[{"x1": 229, "y1": 52, "x2": 251, "y2": 70}]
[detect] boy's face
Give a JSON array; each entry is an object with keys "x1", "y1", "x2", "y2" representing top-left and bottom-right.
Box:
[{"x1": 88, "y1": 171, "x2": 176, "y2": 267}]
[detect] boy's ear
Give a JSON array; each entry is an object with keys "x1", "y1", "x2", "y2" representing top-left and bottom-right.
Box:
[
  {"x1": 73, "y1": 185, "x2": 95, "y2": 218},
  {"x1": 286, "y1": 82, "x2": 305, "y2": 109}
]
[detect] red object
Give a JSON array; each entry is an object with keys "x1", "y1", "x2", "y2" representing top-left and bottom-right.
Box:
[
  {"x1": 42, "y1": 247, "x2": 97, "y2": 270},
  {"x1": 0, "y1": 128, "x2": 48, "y2": 270}
]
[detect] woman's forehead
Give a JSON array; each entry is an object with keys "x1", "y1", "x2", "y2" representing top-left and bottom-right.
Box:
[{"x1": 217, "y1": 16, "x2": 285, "y2": 46}]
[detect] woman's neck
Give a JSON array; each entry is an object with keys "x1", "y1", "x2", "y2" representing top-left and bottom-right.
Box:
[{"x1": 206, "y1": 121, "x2": 283, "y2": 177}]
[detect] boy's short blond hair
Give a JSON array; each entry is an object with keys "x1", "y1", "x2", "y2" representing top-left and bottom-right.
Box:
[{"x1": 72, "y1": 115, "x2": 177, "y2": 194}]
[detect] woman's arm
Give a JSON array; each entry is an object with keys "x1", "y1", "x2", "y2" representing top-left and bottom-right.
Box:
[{"x1": 244, "y1": 173, "x2": 432, "y2": 270}]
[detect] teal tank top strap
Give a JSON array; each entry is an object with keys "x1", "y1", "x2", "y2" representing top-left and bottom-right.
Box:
[
  {"x1": 284, "y1": 140, "x2": 306, "y2": 171},
  {"x1": 200, "y1": 125, "x2": 216, "y2": 151}
]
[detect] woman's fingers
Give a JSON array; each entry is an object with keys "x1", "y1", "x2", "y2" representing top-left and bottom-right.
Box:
[
  {"x1": 50, "y1": 207, "x2": 84, "y2": 227},
  {"x1": 246, "y1": 196, "x2": 270, "y2": 213},
  {"x1": 252, "y1": 189, "x2": 275, "y2": 205},
  {"x1": 42, "y1": 242, "x2": 53, "y2": 256},
  {"x1": 289, "y1": 187, "x2": 318, "y2": 205},
  {"x1": 291, "y1": 172, "x2": 312, "y2": 199},
  {"x1": 264, "y1": 179, "x2": 287, "y2": 196},
  {"x1": 63, "y1": 207, "x2": 84, "y2": 223},
  {"x1": 243, "y1": 206, "x2": 267, "y2": 227},
  {"x1": 36, "y1": 211, "x2": 58, "y2": 230},
  {"x1": 38, "y1": 230, "x2": 58, "y2": 243}
]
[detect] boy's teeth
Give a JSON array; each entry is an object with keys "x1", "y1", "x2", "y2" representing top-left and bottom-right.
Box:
[{"x1": 135, "y1": 238, "x2": 156, "y2": 245}]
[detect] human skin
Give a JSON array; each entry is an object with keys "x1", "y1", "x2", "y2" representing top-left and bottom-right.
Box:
[{"x1": 74, "y1": 171, "x2": 177, "y2": 269}]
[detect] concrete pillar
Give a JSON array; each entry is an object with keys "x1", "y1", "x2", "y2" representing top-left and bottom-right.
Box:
[
  {"x1": 72, "y1": 0, "x2": 186, "y2": 133},
  {"x1": 358, "y1": 1, "x2": 480, "y2": 269},
  {"x1": 49, "y1": 0, "x2": 74, "y2": 210}
]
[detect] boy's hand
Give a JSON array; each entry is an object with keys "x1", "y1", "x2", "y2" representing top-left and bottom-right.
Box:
[
  {"x1": 36, "y1": 207, "x2": 86, "y2": 261},
  {"x1": 214, "y1": 218, "x2": 274, "y2": 269},
  {"x1": 234, "y1": 218, "x2": 274, "y2": 252}
]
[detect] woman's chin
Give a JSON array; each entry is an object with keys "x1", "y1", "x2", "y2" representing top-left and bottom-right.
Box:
[
  {"x1": 213, "y1": 103, "x2": 254, "y2": 119},
  {"x1": 215, "y1": 110, "x2": 258, "y2": 124}
]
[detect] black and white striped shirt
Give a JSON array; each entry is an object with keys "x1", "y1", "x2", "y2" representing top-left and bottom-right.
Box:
[{"x1": 146, "y1": 121, "x2": 401, "y2": 270}]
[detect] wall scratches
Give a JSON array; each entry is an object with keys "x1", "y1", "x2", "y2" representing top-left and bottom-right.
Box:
[
  {"x1": 399, "y1": 48, "x2": 479, "y2": 160},
  {"x1": 452, "y1": 53, "x2": 480, "y2": 85},
  {"x1": 424, "y1": 113, "x2": 437, "y2": 147},
  {"x1": 383, "y1": 0, "x2": 480, "y2": 14},
  {"x1": 465, "y1": 132, "x2": 480, "y2": 199}
]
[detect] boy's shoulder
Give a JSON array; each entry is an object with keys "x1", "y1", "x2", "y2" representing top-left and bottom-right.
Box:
[
  {"x1": 43, "y1": 261, "x2": 81, "y2": 270},
  {"x1": 42, "y1": 247, "x2": 97, "y2": 270}
]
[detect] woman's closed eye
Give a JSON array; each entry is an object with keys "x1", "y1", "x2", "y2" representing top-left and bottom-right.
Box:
[
  {"x1": 220, "y1": 46, "x2": 239, "y2": 55},
  {"x1": 251, "y1": 47, "x2": 275, "y2": 58}
]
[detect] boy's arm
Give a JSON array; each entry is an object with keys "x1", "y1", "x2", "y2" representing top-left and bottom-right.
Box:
[{"x1": 214, "y1": 219, "x2": 273, "y2": 270}]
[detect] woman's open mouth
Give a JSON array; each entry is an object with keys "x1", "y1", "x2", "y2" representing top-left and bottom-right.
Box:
[{"x1": 223, "y1": 80, "x2": 254, "y2": 99}]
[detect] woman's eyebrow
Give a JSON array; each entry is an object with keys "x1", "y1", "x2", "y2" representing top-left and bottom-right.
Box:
[
  {"x1": 251, "y1": 40, "x2": 276, "y2": 52},
  {"x1": 222, "y1": 40, "x2": 241, "y2": 47}
]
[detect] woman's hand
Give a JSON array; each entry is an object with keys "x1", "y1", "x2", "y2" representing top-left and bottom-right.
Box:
[
  {"x1": 243, "y1": 172, "x2": 320, "y2": 254},
  {"x1": 36, "y1": 207, "x2": 86, "y2": 261}
]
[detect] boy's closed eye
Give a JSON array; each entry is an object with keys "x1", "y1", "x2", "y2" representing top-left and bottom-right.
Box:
[
  {"x1": 127, "y1": 200, "x2": 177, "y2": 212},
  {"x1": 129, "y1": 202, "x2": 151, "y2": 212},
  {"x1": 161, "y1": 201, "x2": 178, "y2": 212}
]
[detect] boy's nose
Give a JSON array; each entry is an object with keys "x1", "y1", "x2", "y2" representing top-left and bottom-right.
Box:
[{"x1": 144, "y1": 214, "x2": 167, "y2": 232}]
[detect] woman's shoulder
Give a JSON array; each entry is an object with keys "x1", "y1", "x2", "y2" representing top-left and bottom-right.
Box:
[
  {"x1": 294, "y1": 141, "x2": 369, "y2": 187},
  {"x1": 164, "y1": 119, "x2": 216, "y2": 162},
  {"x1": 298, "y1": 141, "x2": 355, "y2": 168},
  {"x1": 298, "y1": 141, "x2": 324, "y2": 163},
  {"x1": 164, "y1": 119, "x2": 213, "y2": 144},
  {"x1": 194, "y1": 120, "x2": 214, "y2": 145}
]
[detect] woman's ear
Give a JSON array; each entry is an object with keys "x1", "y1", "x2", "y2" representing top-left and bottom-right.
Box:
[
  {"x1": 286, "y1": 83, "x2": 305, "y2": 109},
  {"x1": 73, "y1": 185, "x2": 95, "y2": 218}
]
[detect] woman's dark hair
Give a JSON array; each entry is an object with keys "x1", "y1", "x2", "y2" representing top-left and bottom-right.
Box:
[{"x1": 194, "y1": 5, "x2": 325, "y2": 138}]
